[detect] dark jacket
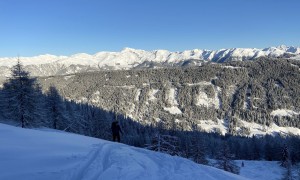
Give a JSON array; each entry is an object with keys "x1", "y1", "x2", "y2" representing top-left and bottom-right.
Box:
[{"x1": 111, "y1": 122, "x2": 122, "y2": 135}]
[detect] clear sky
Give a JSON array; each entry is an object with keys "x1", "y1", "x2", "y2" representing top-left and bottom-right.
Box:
[{"x1": 0, "y1": 0, "x2": 299, "y2": 57}]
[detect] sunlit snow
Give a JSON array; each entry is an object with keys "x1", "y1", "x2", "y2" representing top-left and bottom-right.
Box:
[{"x1": 270, "y1": 109, "x2": 299, "y2": 117}]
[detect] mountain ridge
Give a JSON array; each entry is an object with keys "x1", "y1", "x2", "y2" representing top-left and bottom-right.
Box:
[
  {"x1": 0, "y1": 45, "x2": 299, "y2": 78},
  {"x1": 1, "y1": 45, "x2": 299, "y2": 67}
]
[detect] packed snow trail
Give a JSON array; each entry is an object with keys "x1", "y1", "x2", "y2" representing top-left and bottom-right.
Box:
[
  {"x1": 0, "y1": 123, "x2": 248, "y2": 180},
  {"x1": 67, "y1": 142, "x2": 248, "y2": 180}
]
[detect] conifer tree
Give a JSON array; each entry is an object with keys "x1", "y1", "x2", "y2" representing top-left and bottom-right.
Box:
[
  {"x1": 281, "y1": 145, "x2": 294, "y2": 180},
  {"x1": 215, "y1": 142, "x2": 240, "y2": 174},
  {"x1": 45, "y1": 86, "x2": 67, "y2": 130},
  {"x1": 0, "y1": 60, "x2": 41, "y2": 128},
  {"x1": 281, "y1": 145, "x2": 291, "y2": 168},
  {"x1": 190, "y1": 133, "x2": 208, "y2": 165},
  {"x1": 146, "y1": 133, "x2": 181, "y2": 156}
]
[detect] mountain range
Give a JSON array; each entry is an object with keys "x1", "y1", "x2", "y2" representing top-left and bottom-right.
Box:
[
  {"x1": 0, "y1": 45, "x2": 299, "y2": 79},
  {"x1": 0, "y1": 45, "x2": 299, "y2": 137}
]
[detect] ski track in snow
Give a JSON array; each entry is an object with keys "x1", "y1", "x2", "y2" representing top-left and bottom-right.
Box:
[
  {"x1": 66, "y1": 143, "x2": 248, "y2": 180},
  {"x1": 66, "y1": 143, "x2": 148, "y2": 180},
  {"x1": 67, "y1": 143, "x2": 162, "y2": 180},
  {"x1": 67, "y1": 143, "x2": 111, "y2": 180}
]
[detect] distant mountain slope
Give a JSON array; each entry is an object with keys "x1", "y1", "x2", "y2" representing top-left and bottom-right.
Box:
[
  {"x1": 0, "y1": 123, "x2": 247, "y2": 180},
  {"x1": 0, "y1": 45, "x2": 299, "y2": 77},
  {"x1": 38, "y1": 58, "x2": 300, "y2": 137}
]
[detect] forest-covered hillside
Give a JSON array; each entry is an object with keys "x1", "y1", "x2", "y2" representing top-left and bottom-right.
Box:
[{"x1": 38, "y1": 58, "x2": 300, "y2": 136}]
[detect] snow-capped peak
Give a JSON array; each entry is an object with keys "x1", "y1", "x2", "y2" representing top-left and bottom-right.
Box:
[
  {"x1": 0, "y1": 46, "x2": 299, "y2": 72},
  {"x1": 121, "y1": 47, "x2": 146, "y2": 53},
  {"x1": 122, "y1": 47, "x2": 136, "y2": 51},
  {"x1": 277, "y1": 44, "x2": 288, "y2": 50}
]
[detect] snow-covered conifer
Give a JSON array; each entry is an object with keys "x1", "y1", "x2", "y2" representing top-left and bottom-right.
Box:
[{"x1": 0, "y1": 60, "x2": 42, "y2": 128}]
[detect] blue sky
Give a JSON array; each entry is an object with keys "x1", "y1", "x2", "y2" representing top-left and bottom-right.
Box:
[{"x1": 0, "y1": 0, "x2": 299, "y2": 57}]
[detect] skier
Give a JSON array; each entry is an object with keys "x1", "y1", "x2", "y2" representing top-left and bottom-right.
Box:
[{"x1": 111, "y1": 121, "x2": 123, "y2": 142}]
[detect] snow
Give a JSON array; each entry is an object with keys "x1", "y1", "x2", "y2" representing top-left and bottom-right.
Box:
[
  {"x1": 1, "y1": 45, "x2": 299, "y2": 70},
  {"x1": 148, "y1": 89, "x2": 159, "y2": 101},
  {"x1": 103, "y1": 85, "x2": 136, "y2": 89},
  {"x1": 221, "y1": 65, "x2": 243, "y2": 69},
  {"x1": 270, "y1": 109, "x2": 299, "y2": 117},
  {"x1": 237, "y1": 160, "x2": 284, "y2": 180},
  {"x1": 166, "y1": 88, "x2": 179, "y2": 106},
  {"x1": 94, "y1": 91, "x2": 100, "y2": 95},
  {"x1": 91, "y1": 91, "x2": 102, "y2": 103},
  {"x1": 243, "y1": 98, "x2": 251, "y2": 110},
  {"x1": 291, "y1": 55, "x2": 300, "y2": 60},
  {"x1": 163, "y1": 88, "x2": 182, "y2": 114},
  {"x1": 186, "y1": 81, "x2": 212, "y2": 86},
  {"x1": 196, "y1": 92, "x2": 212, "y2": 107},
  {"x1": 290, "y1": 63, "x2": 299, "y2": 68},
  {"x1": 76, "y1": 97, "x2": 89, "y2": 104},
  {"x1": 195, "y1": 118, "x2": 300, "y2": 137},
  {"x1": 135, "y1": 89, "x2": 141, "y2": 101},
  {"x1": 127, "y1": 103, "x2": 136, "y2": 119},
  {"x1": 0, "y1": 54, "x2": 66, "y2": 67},
  {"x1": 195, "y1": 90, "x2": 220, "y2": 109},
  {"x1": 63, "y1": 75, "x2": 75, "y2": 80},
  {"x1": 185, "y1": 81, "x2": 221, "y2": 109},
  {"x1": 154, "y1": 117, "x2": 162, "y2": 122},
  {"x1": 226, "y1": 85, "x2": 237, "y2": 96},
  {"x1": 175, "y1": 119, "x2": 182, "y2": 123},
  {"x1": 238, "y1": 120, "x2": 300, "y2": 136},
  {"x1": 197, "y1": 119, "x2": 228, "y2": 135},
  {"x1": 164, "y1": 106, "x2": 182, "y2": 114},
  {"x1": 0, "y1": 123, "x2": 247, "y2": 180}
]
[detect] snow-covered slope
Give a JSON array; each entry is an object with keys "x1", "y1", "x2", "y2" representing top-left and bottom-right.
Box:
[
  {"x1": 0, "y1": 45, "x2": 299, "y2": 77},
  {"x1": 0, "y1": 123, "x2": 248, "y2": 180},
  {"x1": 237, "y1": 160, "x2": 284, "y2": 180}
]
